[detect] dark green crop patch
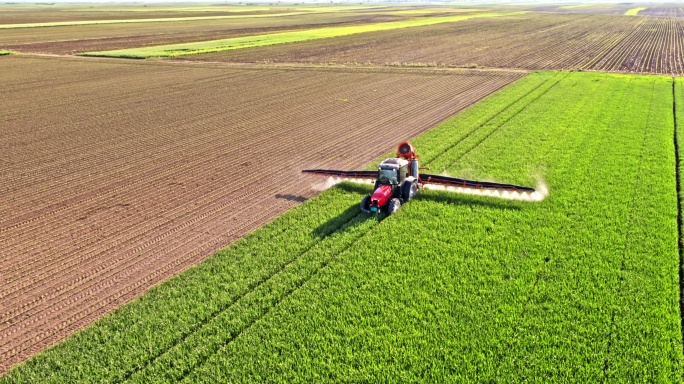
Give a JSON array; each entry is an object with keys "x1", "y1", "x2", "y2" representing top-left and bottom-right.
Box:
[{"x1": 3, "y1": 71, "x2": 683, "y2": 383}]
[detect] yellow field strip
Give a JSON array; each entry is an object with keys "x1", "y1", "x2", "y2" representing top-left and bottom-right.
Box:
[
  {"x1": 625, "y1": 7, "x2": 646, "y2": 16},
  {"x1": 83, "y1": 12, "x2": 524, "y2": 59},
  {"x1": 558, "y1": 4, "x2": 594, "y2": 9},
  {"x1": 384, "y1": 8, "x2": 480, "y2": 15}
]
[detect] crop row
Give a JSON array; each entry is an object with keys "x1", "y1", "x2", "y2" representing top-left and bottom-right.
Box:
[
  {"x1": 0, "y1": 55, "x2": 522, "y2": 374},
  {"x1": 188, "y1": 13, "x2": 684, "y2": 75},
  {"x1": 4, "y1": 71, "x2": 681, "y2": 382}
]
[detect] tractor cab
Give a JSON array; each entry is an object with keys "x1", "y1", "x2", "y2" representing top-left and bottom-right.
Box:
[
  {"x1": 377, "y1": 158, "x2": 408, "y2": 187},
  {"x1": 364, "y1": 158, "x2": 415, "y2": 214}
]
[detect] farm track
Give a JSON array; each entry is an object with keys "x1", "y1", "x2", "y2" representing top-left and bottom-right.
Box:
[
  {"x1": 187, "y1": 13, "x2": 684, "y2": 75},
  {"x1": 0, "y1": 55, "x2": 523, "y2": 373}
]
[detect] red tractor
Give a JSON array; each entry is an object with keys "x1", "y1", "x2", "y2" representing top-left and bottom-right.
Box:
[{"x1": 303, "y1": 142, "x2": 536, "y2": 214}]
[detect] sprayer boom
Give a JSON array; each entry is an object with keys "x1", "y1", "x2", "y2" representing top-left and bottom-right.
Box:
[
  {"x1": 419, "y1": 173, "x2": 535, "y2": 193},
  {"x1": 302, "y1": 141, "x2": 539, "y2": 214}
]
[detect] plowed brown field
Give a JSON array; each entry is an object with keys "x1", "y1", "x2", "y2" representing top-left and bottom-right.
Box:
[
  {"x1": 185, "y1": 13, "x2": 684, "y2": 75},
  {"x1": 0, "y1": 55, "x2": 523, "y2": 373}
]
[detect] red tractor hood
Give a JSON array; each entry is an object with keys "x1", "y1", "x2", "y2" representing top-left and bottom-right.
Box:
[{"x1": 370, "y1": 184, "x2": 393, "y2": 207}]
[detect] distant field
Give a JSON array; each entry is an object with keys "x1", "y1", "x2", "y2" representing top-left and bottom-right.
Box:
[
  {"x1": 0, "y1": 12, "x2": 405, "y2": 55},
  {"x1": 0, "y1": 55, "x2": 522, "y2": 375},
  {"x1": 82, "y1": 12, "x2": 522, "y2": 58},
  {"x1": 186, "y1": 13, "x2": 684, "y2": 75},
  {"x1": 0, "y1": 4, "x2": 385, "y2": 26},
  {"x1": 0, "y1": 5, "x2": 294, "y2": 25},
  {"x1": 639, "y1": 6, "x2": 684, "y2": 17},
  {"x1": 531, "y1": 3, "x2": 635, "y2": 15},
  {"x1": 3, "y1": 71, "x2": 681, "y2": 383},
  {"x1": 0, "y1": 11, "x2": 327, "y2": 29}
]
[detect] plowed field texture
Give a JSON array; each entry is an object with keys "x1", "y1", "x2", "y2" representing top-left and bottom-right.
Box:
[
  {"x1": 185, "y1": 13, "x2": 684, "y2": 75},
  {"x1": 3, "y1": 71, "x2": 683, "y2": 383},
  {"x1": 0, "y1": 55, "x2": 523, "y2": 375}
]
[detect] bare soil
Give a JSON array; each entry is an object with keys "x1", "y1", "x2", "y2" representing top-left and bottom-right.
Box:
[{"x1": 0, "y1": 55, "x2": 523, "y2": 374}]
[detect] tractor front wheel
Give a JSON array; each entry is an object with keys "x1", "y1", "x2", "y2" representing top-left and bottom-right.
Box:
[
  {"x1": 387, "y1": 198, "x2": 401, "y2": 215},
  {"x1": 360, "y1": 196, "x2": 371, "y2": 213}
]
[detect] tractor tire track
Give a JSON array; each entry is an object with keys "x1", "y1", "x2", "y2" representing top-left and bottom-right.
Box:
[
  {"x1": 118, "y1": 209, "x2": 371, "y2": 383},
  {"x1": 601, "y1": 79, "x2": 658, "y2": 382},
  {"x1": 421, "y1": 72, "x2": 560, "y2": 166},
  {"x1": 440, "y1": 71, "x2": 567, "y2": 171},
  {"x1": 173, "y1": 213, "x2": 383, "y2": 384}
]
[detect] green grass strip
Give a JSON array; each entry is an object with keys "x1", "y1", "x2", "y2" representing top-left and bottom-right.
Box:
[
  {"x1": 558, "y1": 4, "x2": 593, "y2": 9},
  {"x1": 81, "y1": 12, "x2": 524, "y2": 59},
  {"x1": 625, "y1": 7, "x2": 646, "y2": 15}
]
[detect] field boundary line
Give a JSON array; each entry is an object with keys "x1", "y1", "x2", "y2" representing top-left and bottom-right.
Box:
[
  {"x1": 673, "y1": 78, "x2": 684, "y2": 372},
  {"x1": 3, "y1": 52, "x2": 533, "y2": 75}
]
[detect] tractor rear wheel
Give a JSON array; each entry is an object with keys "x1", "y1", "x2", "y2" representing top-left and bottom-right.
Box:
[
  {"x1": 360, "y1": 196, "x2": 371, "y2": 213},
  {"x1": 387, "y1": 198, "x2": 401, "y2": 214},
  {"x1": 401, "y1": 180, "x2": 418, "y2": 201}
]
